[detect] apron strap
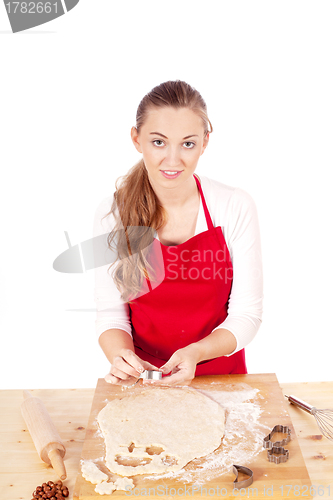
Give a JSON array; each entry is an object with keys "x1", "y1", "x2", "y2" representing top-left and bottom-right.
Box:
[{"x1": 193, "y1": 174, "x2": 214, "y2": 230}]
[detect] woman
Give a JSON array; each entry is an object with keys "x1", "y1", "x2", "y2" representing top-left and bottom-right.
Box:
[{"x1": 94, "y1": 80, "x2": 263, "y2": 386}]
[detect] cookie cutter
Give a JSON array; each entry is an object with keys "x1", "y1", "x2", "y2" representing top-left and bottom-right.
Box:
[
  {"x1": 124, "y1": 370, "x2": 162, "y2": 389},
  {"x1": 139, "y1": 370, "x2": 162, "y2": 380},
  {"x1": 232, "y1": 464, "x2": 254, "y2": 489},
  {"x1": 263, "y1": 424, "x2": 291, "y2": 449},
  {"x1": 267, "y1": 446, "x2": 289, "y2": 464}
]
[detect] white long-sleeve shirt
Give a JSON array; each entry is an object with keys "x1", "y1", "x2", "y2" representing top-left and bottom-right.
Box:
[{"x1": 93, "y1": 175, "x2": 263, "y2": 356}]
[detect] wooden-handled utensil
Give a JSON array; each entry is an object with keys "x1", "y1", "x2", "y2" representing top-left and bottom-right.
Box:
[{"x1": 21, "y1": 390, "x2": 67, "y2": 479}]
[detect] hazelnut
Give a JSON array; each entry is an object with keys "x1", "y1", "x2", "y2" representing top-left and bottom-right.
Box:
[{"x1": 31, "y1": 480, "x2": 68, "y2": 500}]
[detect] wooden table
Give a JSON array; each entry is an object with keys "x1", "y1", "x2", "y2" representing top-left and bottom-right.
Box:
[{"x1": 1, "y1": 378, "x2": 332, "y2": 500}]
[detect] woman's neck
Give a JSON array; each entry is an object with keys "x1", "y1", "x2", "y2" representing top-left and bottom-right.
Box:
[{"x1": 151, "y1": 174, "x2": 199, "y2": 210}]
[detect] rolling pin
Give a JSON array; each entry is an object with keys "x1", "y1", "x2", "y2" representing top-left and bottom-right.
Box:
[{"x1": 21, "y1": 390, "x2": 67, "y2": 479}]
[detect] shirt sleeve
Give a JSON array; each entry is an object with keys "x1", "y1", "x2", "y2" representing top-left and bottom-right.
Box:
[
  {"x1": 212, "y1": 187, "x2": 263, "y2": 356},
  {"x1": 93, "y1": 197, "x2": 132, "y2": 339}
]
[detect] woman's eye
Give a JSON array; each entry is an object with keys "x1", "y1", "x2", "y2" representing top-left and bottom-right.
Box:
[
  {"x1": 153, "y1": 140, "x2": 164, "y2": 147},
  {"x1": 184, "y1": 142, "x2": 195, "y2": 149}
]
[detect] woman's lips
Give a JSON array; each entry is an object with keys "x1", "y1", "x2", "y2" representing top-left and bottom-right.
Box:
[{"x1": 160, "y1": 170, "x2": 182, "y2": 179}]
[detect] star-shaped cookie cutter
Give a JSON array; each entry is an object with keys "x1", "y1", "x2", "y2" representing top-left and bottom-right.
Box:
[
  {"x1": 267, "y1": 446, "x2": 289, "y2": 464},
  {"x1": 263, "y1": 424, "x2": 291, "y2": 449}
]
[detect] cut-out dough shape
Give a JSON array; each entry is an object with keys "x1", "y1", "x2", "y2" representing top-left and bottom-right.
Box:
[
  {"x1": 95, "y1": 481, "x2": 116, "y2": 495},
  {"x1": 114, "y1": 477, "x2": 135, "y2": 490},
  {"x1": 94, "y1": 477, "x2": 134, "y2": 495},
  {"x1": 97, "y1": 387, "x2": 225, "y2": 475},
  {"x1": 81, "y1": 460, "x2": 108, "y2": 484}
]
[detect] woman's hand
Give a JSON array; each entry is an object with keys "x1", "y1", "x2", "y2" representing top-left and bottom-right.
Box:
[
  {"x1": 154, "y1": 344, "x2": 201, "y2": 386},
  {"x1": 153, "y1": 329, "x2": 238, "y2": 386},
  {"x1": 105, "y1": 348, "x2": 160, "y2": 385}
]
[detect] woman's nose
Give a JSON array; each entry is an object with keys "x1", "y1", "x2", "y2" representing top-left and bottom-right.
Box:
[{"x1": 165, "y1": 147, "x2": 181, "y2": 167}]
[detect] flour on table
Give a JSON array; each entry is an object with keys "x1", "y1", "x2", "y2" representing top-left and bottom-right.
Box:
[
  {"x1": 81, "y1": 460, "x2": 108, "y2": 484},
  {"x1": 97, "y1": 387, "x2": 225, "y2": 476}
]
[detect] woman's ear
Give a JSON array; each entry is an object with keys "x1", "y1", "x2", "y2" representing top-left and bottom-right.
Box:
[
  {"x1": 131, "y1": 126, "x2": 142, "y2": 153},
  {"x1": 201, "y1": 132, "x2": 210, "y2": 155}
]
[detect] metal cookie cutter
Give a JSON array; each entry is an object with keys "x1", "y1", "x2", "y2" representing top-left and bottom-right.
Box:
[
  {"x1": 125, "y1": 370, "x2": 162, "y2": 389},
  {"x1": 232, "y1": 464, "x2": 254, "y2": 489},
  {"x1": 267, "y1": 446, "x2": 289, "y2": 464},
  {"x1": 139, "y1": 370, "x2": 162, "y2": 380},
  {"x1": 263, "y1": 424, "x2": 291, "y2": 449}
]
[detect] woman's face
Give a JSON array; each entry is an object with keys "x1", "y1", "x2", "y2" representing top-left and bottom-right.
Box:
[{"x1": 131, "y1": 106, "x2": 209, "y2": 192}]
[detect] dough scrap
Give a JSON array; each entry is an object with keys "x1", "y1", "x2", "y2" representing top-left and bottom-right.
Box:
[
  {"x1": 81, "y1": 460, "x2": 108, "y2": 484},
  {"x1": 114, "y1": 476, "x2": 135, "y2": 490},
  {"x1": 94, "y1": 477, "x2": 134, "y2": 496},
  {"x1": 95, "y1": 481, "x2": 116, "y2": 495},
  {"x1": 97, "y1": 387, "x2": 225, "y2": 475}
]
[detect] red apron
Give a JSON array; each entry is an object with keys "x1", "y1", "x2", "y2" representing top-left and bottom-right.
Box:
[{"x1": 128, "y1": 174, "x2": 247, "y2": 375}]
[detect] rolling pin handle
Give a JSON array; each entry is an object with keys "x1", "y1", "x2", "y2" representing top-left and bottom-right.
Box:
[
  {"x1": 48, "y1": 448, "x2": 67, "y2": 480},
  {"x1": 23, "y1": 390, "x2": 33, "y2": 400},
  {"x1": 21, "y1": 391, "x2": 67, "y2": 479}
]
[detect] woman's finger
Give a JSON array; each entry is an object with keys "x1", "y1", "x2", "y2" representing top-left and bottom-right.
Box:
[
  {"x1": 141, "y1": 360, "x2": 162, "y2": 372},
  {"x1": 104, "y1": 373, "x2": 121, "y2": 384},
  {"x1": 159, "y1": 355, "x2": 179, "y2": 375},
  {"x1": 119, "y1": 349, "x2": 146, "y2": 373},
  {"x1": 112, "y1": 355, "x2": 142, "y2": 378},
  {"x1": 150, "y1": 371, "x2": 192, "y2": 386},
  {"x1": 110, "y1": 364, "x2": 139, "y2": 381},
  {"x1": 120, "y1": 349, "x2": 161, "y2": 374},
  {"x1": 105, "y1": 371, "x2": 138, "y2": 386}
]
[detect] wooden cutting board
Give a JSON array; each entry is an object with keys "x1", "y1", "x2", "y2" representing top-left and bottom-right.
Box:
[{"x1": 74, "y1": 373, "x2": 313, "y2": 499}]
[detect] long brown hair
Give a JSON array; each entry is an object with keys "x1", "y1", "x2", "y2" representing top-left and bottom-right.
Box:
[{"x1": 104, "y1": 80, "x2": 213, "y2": 301}]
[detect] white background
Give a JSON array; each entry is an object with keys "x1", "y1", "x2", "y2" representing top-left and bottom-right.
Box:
[{"x1": 1, "y1": 1, "x2": 332, "y2": 389}]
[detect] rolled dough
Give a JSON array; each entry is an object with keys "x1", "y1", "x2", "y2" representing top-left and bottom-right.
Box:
[{"x1": 97, "y1": 387, "x2": 225, "y2": 475}]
